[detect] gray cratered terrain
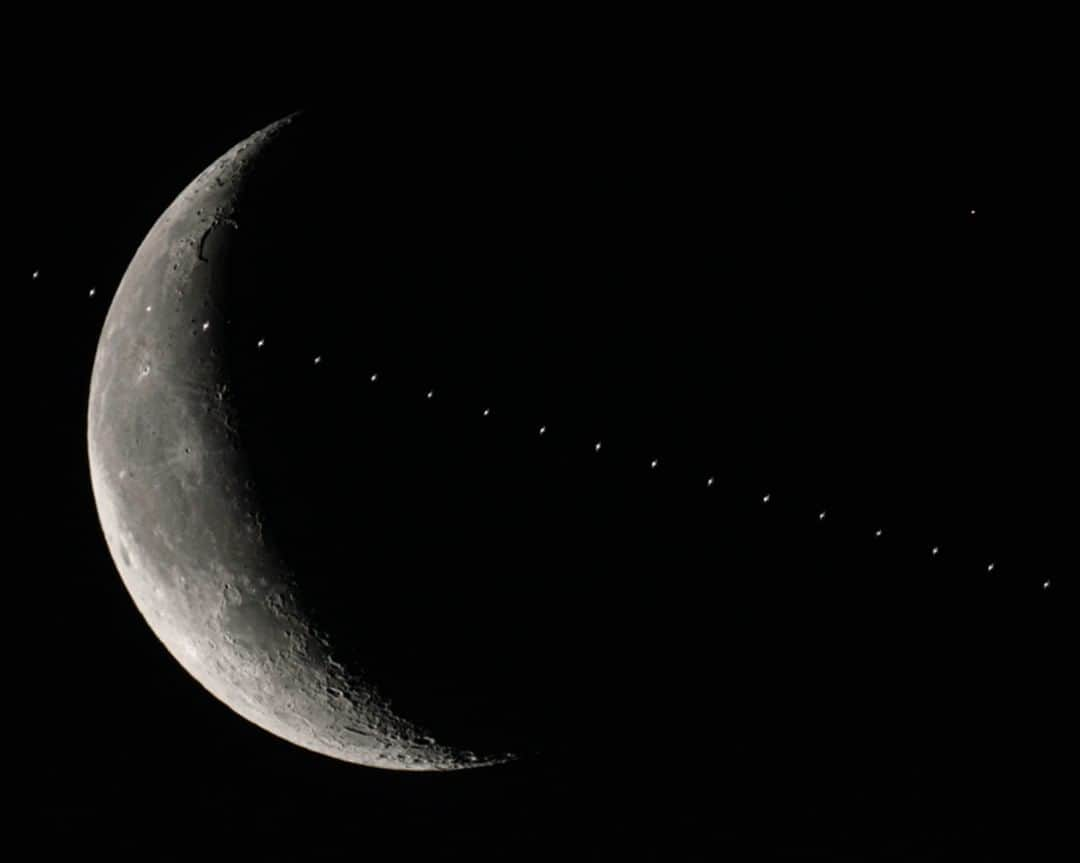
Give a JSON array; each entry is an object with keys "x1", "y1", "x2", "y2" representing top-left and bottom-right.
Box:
[{"x1": 87, "y1": 115, "x2": 510, "y2": 770}]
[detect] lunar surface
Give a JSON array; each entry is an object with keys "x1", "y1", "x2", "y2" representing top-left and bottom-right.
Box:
[{"x1": 87, "y1": 115, "x2": 512, "y2": 770}]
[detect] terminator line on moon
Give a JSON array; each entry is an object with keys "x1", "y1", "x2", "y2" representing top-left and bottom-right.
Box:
[{"x1": 87, "y1": 115, "x2": 509, "y2": 771}]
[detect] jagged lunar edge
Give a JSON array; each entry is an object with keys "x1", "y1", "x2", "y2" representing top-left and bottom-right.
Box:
[{"x1": 88, "y1": 114, "x2": 512, "y2": 770}]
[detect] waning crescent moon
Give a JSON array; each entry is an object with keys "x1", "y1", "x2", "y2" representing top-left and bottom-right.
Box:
[{"x1": 87, "y1": 114, "x2": 511, "y2": 770}]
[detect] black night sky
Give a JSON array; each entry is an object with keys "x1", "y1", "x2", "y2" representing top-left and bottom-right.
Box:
[{"x1": 18, "y1": 38, "x2": 1069, "y2": 860}]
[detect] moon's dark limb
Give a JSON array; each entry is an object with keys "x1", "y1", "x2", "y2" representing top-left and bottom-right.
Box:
[{"x1": 87, "y1": 115, "x2": 512, "y2": 770}]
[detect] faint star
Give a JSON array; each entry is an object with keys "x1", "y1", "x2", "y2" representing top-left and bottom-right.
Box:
[
  {"x1": 88, "y1": 288, "x2": 96, "y2": 298},
  {"x1": 970, "y1": 209, "x2": 976, "y2": 215},
  {"x1": 146, "y1": 305, "x2": 153, "y2": 313},
  {"x1": 483, "y1": 408, "x2": 491, "y2": 417},
  {"x1": 370, "y1": 373, "x2": 377, "y2": 382},
  {"x1": 931, "y1": 546, "x2": 939, "y2": 556},
  {"x1": 539, "y1": 425, "x2": 546, "y2": 435},
  {"x1": 426, "y1": 390, "x2": 434, "y2": 399},
  {"x1": 706, "y1": 477, "x2": 715, "y2": 487},
  {"x1": 987, "y1": 562, "x2": 995, "y2": 572},
  {"x1": 875, "y1": 529, "x2": 883, "y2": 537},
  {"x1": 256, "y1": 338, "x2": 265, "y2": 348},
  {"x1": 202, "y1": 321, "x2": 210, "y2": 331},
  {"x1": 594, "y1": 441, "x2": 602, "y2": 452},
  {"x1": 650, "y1": 459, "x2": 658, "y2": 469},
  {"x1": 1043, "y1": 580, "x2": 1051, "y2": 589},
  {"x1": 818, "y1": 511, "x2": 826, "y2": 520},
  {"x1": 32, "y1": 270, "x2": 40, "y2": 280},
  {"x1": 313, "y1": 355, "x2": 322, "y2": 365},
  {"x1": 762, "y1": 493, "x2": 770, "y2": 503}
]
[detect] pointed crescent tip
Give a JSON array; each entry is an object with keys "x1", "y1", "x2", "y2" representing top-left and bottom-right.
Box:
[{"x1": 260, "y1": 110, "x2": 305, "y2": 139}]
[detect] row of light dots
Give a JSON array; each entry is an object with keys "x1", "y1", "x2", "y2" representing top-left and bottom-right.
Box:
[{"x1": 364, "y1": 370, "x2": 1048, "y2": 591}]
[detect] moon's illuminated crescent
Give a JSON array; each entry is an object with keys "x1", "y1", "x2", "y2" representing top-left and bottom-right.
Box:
[{"x1": 87, "y1": 114, "x2": 511, "y2": 770}]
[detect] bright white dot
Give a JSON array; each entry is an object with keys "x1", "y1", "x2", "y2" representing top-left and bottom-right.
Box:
[
  {"x1": 313, "y1": 355, "x2": 322, "y2": 365},
  {"x1": 1043, "y1": 579, "x2": 1051, "y2": 589},
  {"x1": 202, "y1": 321, "x2": 210, "y2": 331},
  {"x1": 987, "y1": 562, "x2": 995, "y2": 572},
  {"x1": 931, "y1": 546, "x2": 939, "y2": 556},
  {"x1": 32, "y1": 270, "x2": 39, "y2": 280},
  {"x1": 483, "y1": 408, "x2": 490, "y2": 417},
  {"x1": 970, "y1": 209, "x2": 976, "y2": 215},
  {"x1": 706, "y1": 477, "x2": 715, "y2": 487},
  {"x1": 256, "y1": 338, "x2": 265, "y2": 348},
  {"x1": 426, "y1": 390, "x2": 434, "y2": 399},
  {"x1": 370, "y1": 373, "x2": 377, "y2": 382},
  {"x1": 650, "y1": 459, "x2": 659, "y2": 469},
  {"x1": 762, "y1": 493, "x2": 770, "y2": 503},
  {"x1": 874, "y1": 529, "x2": 883, "y2": 537},
  {"x1": 539, "y1": 425, "x2": 546, "y2": 435},
  {"x1": 818, "y1": 511, "x2": 826, "y2": 520},
  {"x1": 594, "y1": 441, "x2": 602, "y2": 452},
  {"x1": 88, "y1": 287, "x2": 96, "y2": 298},
  {"x1": 145, "y1": 305, "x2": 153, "y2": 313}
]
